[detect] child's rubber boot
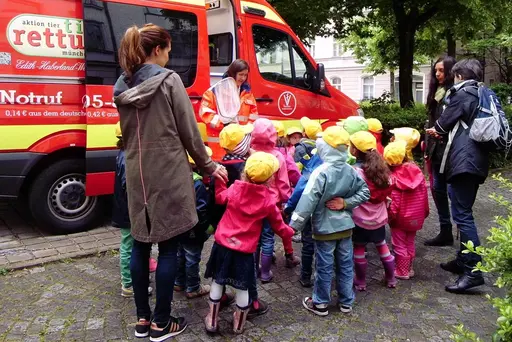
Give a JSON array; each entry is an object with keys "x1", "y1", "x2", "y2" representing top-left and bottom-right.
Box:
[
  {"x1": 394, "y1": 256, "x2": 410, "y2": 280},
  {"x1": 233, "y1": 305, "x2": 250, "y2": 334},
  {"x1": 285, "y1": 253, "x2": 300, "y2": 268},
  {"x1": 409, "y1": 257, "x2": 415, "y2": 278},
  {"x1": 260, "y1": 255, "x2": 274, "y2": 283},
  {"x1": 382, "y1": 257, "x2": 397, "y2": 288},
  {"x1": 204, "y1": 298, "x2": 221, "y2": 333},
  {"x1": 353, "y1": 260, "x2": 368, "y2": 291}
]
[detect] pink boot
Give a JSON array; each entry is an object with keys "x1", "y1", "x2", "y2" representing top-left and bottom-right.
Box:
[
  {"x1": 353, "y1": 260, "x2": 367, "y2": 291},
  {"x1": 381, "y1": 257, "x2": 397, "y2": 288},
  {"x1": 409, "y1": 257, "x2": 415, "y2": 278},
  {"x1": 394, "y1": 256, "x2": 410, "y2": 280},
  {"x1": 149, "y1": 258, "x2": 157, "y2": 273}
]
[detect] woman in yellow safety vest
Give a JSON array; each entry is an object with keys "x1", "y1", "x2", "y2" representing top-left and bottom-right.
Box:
[{"x1": 200, "y1": 59, "x2": 259, "y2": 161}]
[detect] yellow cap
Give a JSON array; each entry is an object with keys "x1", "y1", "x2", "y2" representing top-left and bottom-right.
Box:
[
  {"x1": 245, "y1": 151, "x2": 280, "y2": 183},
  {"x1": 384, "y1": 140, "x2": 407, "y2": 166},
  {"x1": 188, "y1": 146, "x2": 213, "y2": 165},
  {"x1": 272, "y1": 121, "x2": 285, "y2": 138},
  {"x1": 300, "y1": 117, "x2": 322, "y2": 139},
  {"x1": 321, "y1": 126, "x2": 350, "y2": 148},
  {"x1": 367, "y1": 118, "x2": 383, "y2": 133},
  {"x1": 219, "y1": 124, "x2": 254, "y2": 151},
  {"x1": 350, "y1": 131, "x2": 377, "y2": 153},
  {"x1": 115, "y1": 121, "x2": 122, "y2": 138},
  {"x1": 390, "y1": 127, "x2": 420, "y2": 150},
  {"x1": 286, "y1": 126, "x2": 303, "y2": 136}
]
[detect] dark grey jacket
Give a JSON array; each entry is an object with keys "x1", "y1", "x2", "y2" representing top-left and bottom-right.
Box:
[
  {"x1": 435, "y1": 80, "x2": 490, "y2": 184},
  {"x1": 114, "y1": 65, "x2": 216, "y2": 243}
]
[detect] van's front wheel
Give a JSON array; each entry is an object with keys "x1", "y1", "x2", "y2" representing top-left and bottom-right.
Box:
[{"x1": 28, "y1": 159, "x2": 106, "y2": 234}]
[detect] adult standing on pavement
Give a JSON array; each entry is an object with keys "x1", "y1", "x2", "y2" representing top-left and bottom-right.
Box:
[
  {"x1": 200, "y1": 59, "x2": 259, "y2": 161},
  {"x1": 424, "y1": 56, "x2": 457, "y2": 247},
  {"x1": 426, "y1": 59, "x2": 489, "y2": 294},
  {"x1": 114, "y1": 24, "x2": 228, "y2": 341}
]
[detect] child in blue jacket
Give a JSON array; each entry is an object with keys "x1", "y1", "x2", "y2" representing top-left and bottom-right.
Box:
[
  {"x1": 290, "y1": 126, "x2": 370, "y2": 316},
  {"x1": 175, "y1": 148, "x2": 214, "y2": 299}
]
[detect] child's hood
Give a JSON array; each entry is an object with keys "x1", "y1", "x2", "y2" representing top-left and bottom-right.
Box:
[
  {"x1": 251, "y1": 119, "x2": 277, "y2": 151},
  {"x1": 392, "y1": 163, "x2": 425, "y2": 190},
  {"x1": 316, "y1": 139, "x2": 348, "y2": 165},
  {"x1": 229, "y1": 180, "x2": 272, "y2": 215}
]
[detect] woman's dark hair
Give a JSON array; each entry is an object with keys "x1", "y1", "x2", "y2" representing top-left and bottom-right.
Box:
[
  {"x1": 227, "y1": 59, "x2": 250, "y2": 79},
  {"x1": 360, "y1": 150, "x2": 391, "y2": 189},
  {"x1": 116, "y1": 138, "x2": 124, "y2": 150},
  {"x1": 452, "y1": 59, "x2": 483, "y2": 82},
  {"x1": 427, "y1": 56, "x2": 456, "y2": 116},
  {"x1": 119, "y1": 24, "x2": 171, "y2": 77}
]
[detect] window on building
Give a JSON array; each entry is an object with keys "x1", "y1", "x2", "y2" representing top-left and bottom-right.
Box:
[
  {"x1": 83, "y1": 1, "x2": 198, "y2": 87},
  {"x1": 333, "y1": 41, "x2": 342, "y2": 57},
  {"x1": 253, "y1": 25, "x2": 314, "y2": 90},
  {"x1": 331, "y1": 77, "x2": 342, "y2": 90},
  {"x1": 362, "y1": 76, "x2": 374, "y2": 100},
  {"x1": 394, "y1": 75, "x2": 424, "y2": 103}
]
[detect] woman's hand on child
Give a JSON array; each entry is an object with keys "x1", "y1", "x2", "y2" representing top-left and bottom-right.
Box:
[
  {"x1": 325, "y1": 198, "x2": 345, "y2": 211},
  {"x1": 212, "y1": 164, "x2": 228, "y2": 183}
]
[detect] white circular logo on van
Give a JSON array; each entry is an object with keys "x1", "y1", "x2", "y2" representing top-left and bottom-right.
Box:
[{"x1": 278, "y1": 91, "x2": 297, "y2": 116}]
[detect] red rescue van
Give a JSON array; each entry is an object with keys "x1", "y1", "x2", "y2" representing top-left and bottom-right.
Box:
[{"x1": 0, "y1": 0, "x2": 360, "y2": 233}]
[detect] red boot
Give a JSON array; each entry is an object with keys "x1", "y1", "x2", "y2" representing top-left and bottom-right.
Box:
[{"x1": 394, "y1": 256, "x2": 410, "y2": 280}]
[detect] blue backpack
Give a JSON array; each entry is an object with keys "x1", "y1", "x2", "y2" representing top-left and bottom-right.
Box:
[{"x1": 468, "y1": 84, "x2": 512, "y2": 153}]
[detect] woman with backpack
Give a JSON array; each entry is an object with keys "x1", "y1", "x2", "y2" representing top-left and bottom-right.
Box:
[
  {"x1": 424, "y1": 56, "x2": 457, "y2": 247},
  {"x1": 426, "y1": 58, "x2": 489, "y2": 294}
]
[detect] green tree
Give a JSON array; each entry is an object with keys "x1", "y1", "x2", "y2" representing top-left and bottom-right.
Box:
[{"x1": 268, "y1": 0, "x2": 512, "y2": 107}]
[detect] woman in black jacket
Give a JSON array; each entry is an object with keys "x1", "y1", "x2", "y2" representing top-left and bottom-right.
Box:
[
  {"x1": 424, "y1": 56, "x2": 457, "y2": 247},
  {"x1": 427, "y1": 59, "x2": 489, "y2": 294}
]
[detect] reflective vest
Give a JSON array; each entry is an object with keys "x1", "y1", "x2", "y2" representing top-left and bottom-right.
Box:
[{"x1": 199, "y1": 88, "x2": 258, "y2": 161}]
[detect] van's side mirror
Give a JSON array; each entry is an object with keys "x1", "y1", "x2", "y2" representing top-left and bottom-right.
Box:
[{"x1": 314, "y1": 63, "x2": 326, "y2": 92}]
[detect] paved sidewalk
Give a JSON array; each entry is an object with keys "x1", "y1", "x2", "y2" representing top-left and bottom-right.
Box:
[
  {"x1": 0, "y1": 170, "x2": 510, "y2": 341},
  {"x1": 0, "y1": 201, "x2": 120, "y2": 270}
]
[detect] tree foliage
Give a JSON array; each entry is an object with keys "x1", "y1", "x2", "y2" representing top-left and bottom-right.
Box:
[{"x1": 268, "y1": 0, "x2": 512, "y2": 107}]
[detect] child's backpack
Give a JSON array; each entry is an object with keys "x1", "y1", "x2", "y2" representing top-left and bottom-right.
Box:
[
  {"x1": 295, "y1": 139, "x2": 316, "y2": 170},
  {"x1": 468, "y1": 84, "x2": 512, "y2": 153}
]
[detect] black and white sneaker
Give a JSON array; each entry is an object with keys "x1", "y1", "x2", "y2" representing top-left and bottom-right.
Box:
[
  {"x1": 302, "y1": 297, "x2": 328, "y2": 316},
  {"x1": 149, "y1": 317, "x2": 188, "y2": 342},
  {"x1": 339, "y1": 304, "x2": 352, "y2": 314},
  {"x1": 134, "y1": 318, "x2": 151, "y2": 338}
]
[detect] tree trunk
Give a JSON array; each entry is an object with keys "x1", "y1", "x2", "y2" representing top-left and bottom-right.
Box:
[
  {"x1": 389, "y1": 70, "x2": 395, "y2": 100},
  {"x1": 398, "y1": 24, "x2": 415, "y2": 108},
  {"x1": 446, "y1": 29, "x2": 456, "y2": 57}
]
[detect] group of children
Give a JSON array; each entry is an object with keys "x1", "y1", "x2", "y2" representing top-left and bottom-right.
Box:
[{"x1": 113, "y1": 115, "x2": 430, "y2": 335}]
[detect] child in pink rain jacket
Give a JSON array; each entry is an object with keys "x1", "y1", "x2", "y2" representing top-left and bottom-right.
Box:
[
  {"x1": 251, "y1": 118, "x2": 300, "y2": 281},
  {"x1": 384, "y1": 141, "x2": 429, "y2": 279}
]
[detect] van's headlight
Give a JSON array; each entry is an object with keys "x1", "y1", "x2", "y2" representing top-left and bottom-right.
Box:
[{"x1": 357, "y1": 108, "x2": 364, "y2": 117}]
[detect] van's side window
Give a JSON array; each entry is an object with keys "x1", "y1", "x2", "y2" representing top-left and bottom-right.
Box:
[
  {"x1": 252, "y1": 25, "x2": 314, "y2": 90},
  {"x1": 83, "y1": 1, "x2": 198, "y2": 87}
]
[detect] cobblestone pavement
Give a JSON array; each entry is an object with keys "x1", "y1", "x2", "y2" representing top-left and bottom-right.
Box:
[
  {"x1": 0, "y1": 201, "x2": 120, "y2": 270},
  {"x1": 0, "y1": 170, "x2": 510, "y2": 341}
]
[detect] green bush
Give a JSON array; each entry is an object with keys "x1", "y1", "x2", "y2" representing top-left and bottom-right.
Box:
[
  {"x1": 453, "y1": 174, "x2": 512, "y2": 342},
  {"x1": 490, "y1": 83, "x2": 512, "y2": 105},
  {"x1": 360, "y1": 103, "x2": 512, "y2": 169}
]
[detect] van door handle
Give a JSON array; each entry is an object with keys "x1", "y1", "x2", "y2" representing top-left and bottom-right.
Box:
[{"x1": 256, "y1": 97, "x2": 274, "y2": 103}]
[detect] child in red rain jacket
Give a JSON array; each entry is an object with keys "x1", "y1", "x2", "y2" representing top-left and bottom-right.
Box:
[
  {"x1": 384, "y1": 141, "x2": 429, "y2": 280},
  {"x1": 204, "y1": 152, "x2": 294, "y2": 335}
]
